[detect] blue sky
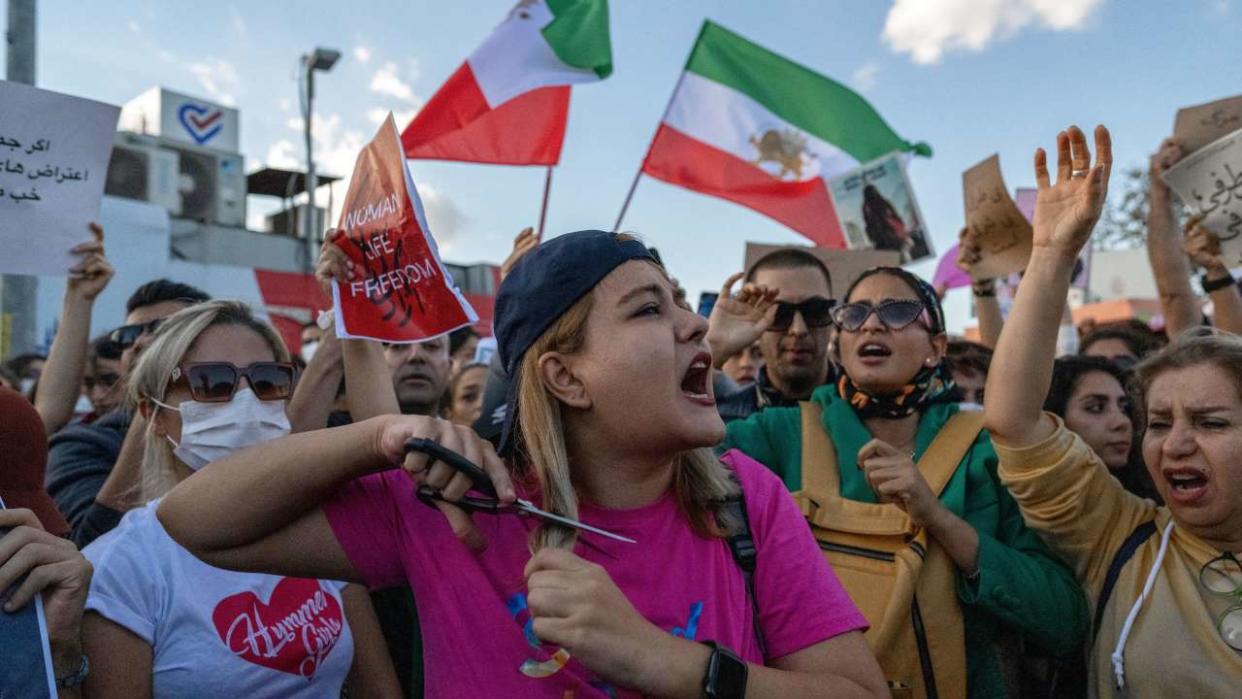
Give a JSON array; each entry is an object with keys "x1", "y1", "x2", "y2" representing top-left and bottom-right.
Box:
[{"x1": 11, "y1": 0, "x2": 1241, "y2": 330}]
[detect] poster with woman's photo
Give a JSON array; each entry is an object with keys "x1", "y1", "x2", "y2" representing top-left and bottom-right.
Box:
[{"x1": 826, "y1": 153, "x2": 934, "y2": 265}]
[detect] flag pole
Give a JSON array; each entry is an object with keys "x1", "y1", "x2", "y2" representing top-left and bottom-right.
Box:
[
  {"x1": 538, "y1": 165, "x2": 554, "y2": 238},
  {"x1": 613, "y1": 169, "x2": 642, "y2": 232},
  {"x1": 613, "y1": 68, "x2": 689, "y2": 232}
]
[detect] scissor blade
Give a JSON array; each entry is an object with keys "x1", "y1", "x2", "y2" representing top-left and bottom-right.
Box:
[{"x1": 514, "y1": 500, "x2": 637, "y2": 544}]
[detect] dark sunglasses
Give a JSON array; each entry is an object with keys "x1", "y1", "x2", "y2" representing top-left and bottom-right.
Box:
[
  {"x1": 169, "y1": 361, "x2": 296, "y2": 403},
  {"x1": 768, "y1": 297, "x2": 836, "y2": 332},
  {"x1": 109, "y1": 318, "x2": 164, "y2": 349},
  {"x1": 831, "y1": 299, "x2": 928, "y2": 332}
]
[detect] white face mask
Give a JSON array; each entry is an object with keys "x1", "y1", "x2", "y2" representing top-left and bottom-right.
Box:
[
  {"x1": 302, "y1": 341, "x2": 319, "y2": 362},
  {"x1": 151, "y1": 388, "x2": 291, "y2": 470}
]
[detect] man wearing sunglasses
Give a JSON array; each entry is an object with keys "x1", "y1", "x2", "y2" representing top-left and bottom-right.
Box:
[
  {"x1": 710, "y1": 249, "x2": 836, "y2": 424},
  {"x1": 46, "y1": 278, "x2": 209, "y2": 547}
]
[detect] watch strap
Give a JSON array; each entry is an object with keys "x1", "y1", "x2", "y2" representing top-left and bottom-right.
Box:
[
  {"x1": 1201, "y1": 273, "x2": 1236, "y2": 294},
  {"x1": 56, "y1": 653, "x2": 90, "y2": 688},
  {"x1": 701, "y1": 641, "x2": 748, "y2": 698}
]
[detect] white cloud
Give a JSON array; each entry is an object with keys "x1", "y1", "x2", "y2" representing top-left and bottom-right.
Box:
[
  {"x1": 882, "y1": 0, "x2": 1105, "y2": 64},
  {"x1": 265, "y1": 139, "x2": 301, "y2": 170},
  {"x1": 354, "y1": 46, "x2": 372, "y2": 63},
  {"x1": 416, "y1": 183, "x2": 466, "y2": 249},
  {"x1": 853, "y1": 62, "x2": 880, "y2": 92},
  {"x1": 127, "y1": 20, "x2": 141, "y2": 34},
  {"x1": 187, "y1": 57, "x2": 240, "y2": 106},
  {"x1": 369, "y1": 61, "x2": 420, "y2": 105}
]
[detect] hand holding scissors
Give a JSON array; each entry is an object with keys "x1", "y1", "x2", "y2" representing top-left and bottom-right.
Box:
[
  {"x1": 406, "y1": 438, "x2": 636, "y2": 545},
  {"x1": 381, "y1": 416, "x2": 516, "y2": 551}
]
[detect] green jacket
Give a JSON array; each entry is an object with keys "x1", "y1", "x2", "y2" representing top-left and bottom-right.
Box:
[{"x1": 721, "y1": 385, "x2": 1088, "y2": 698}]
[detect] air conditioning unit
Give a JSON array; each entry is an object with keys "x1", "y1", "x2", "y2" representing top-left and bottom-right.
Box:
[
  {"x1": 159, "y1": 141, "x2": 247, "y2": 227},
  {"x1": 104, "y1": 134, "x2": 181, "y2": 214},
  {"x1": 265, "y1": 205, "x2": 326, "y2": 238}
]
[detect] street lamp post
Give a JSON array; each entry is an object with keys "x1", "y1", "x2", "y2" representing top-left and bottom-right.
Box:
[{"x1": 301, "y1": 47, "x2": 340, "y2": 271}]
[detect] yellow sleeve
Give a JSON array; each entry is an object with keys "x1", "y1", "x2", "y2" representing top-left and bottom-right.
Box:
[{"x1": 995, "y1": 414, "x2": 1158, "y2": 596}]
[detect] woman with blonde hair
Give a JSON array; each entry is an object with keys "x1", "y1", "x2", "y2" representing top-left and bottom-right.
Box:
[
  {"x1": 80, "y1": 300, "x2": 398, "y2": 698},
  {"x1": 156, "y1": 230, "x2": 888, "y2": 698}
]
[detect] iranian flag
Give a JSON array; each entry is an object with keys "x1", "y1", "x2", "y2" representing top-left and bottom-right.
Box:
[
  {"x1": 641, "y1": 21, "x2": 930, "y2": 247},
  {"x1": 401, "y1": 0, "x2": 611, "y2": 165}
]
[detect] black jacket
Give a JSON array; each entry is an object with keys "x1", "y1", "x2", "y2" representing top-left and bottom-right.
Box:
[{"x1": 45, "y1": 410, "x2": 128, "y2": 547}]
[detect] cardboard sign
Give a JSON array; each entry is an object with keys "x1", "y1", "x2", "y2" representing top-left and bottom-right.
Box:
[
  {"x1": 826, "y1": 153, "x2": 935, "y2": 265},
  {"x1": 961, "y1": 155, "x2": 1033, "y2": 279},
  {"x1": 1174, "y1": 95, "x2": 1242, "y2": 156},
  {"x1": 743, "y1": 242, "x2": 901, "y2": 297},
  {"x1": 0, "y1": 81, "x2": 120, "y2": 276},
  {"x1": 332, "y1": 115, "x2": 477, "y2": 342},
  {"x1": 1161, "y1": 127, "x2": 1242, "y2": 267}
]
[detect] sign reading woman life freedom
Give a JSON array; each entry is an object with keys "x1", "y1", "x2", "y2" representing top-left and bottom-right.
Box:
[{"x1": 331, "y1": 114, "x2": 477, "y2": 343}]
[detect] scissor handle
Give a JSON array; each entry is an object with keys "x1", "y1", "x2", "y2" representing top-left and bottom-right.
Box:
[
  {"x1": 403, "y1": 437, "x2": 498, "y2": 497},
  {"x1": 415, "y1": 486, "x2": 506, "y2": 513}
]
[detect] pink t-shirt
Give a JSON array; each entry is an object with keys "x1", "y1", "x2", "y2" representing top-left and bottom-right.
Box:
[{"x1": 323, "y1": 449, "x2": 865, "y2": 698}]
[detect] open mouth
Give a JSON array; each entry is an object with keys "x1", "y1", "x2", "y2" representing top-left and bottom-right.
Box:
[
  {"x1": 680, "y1": 352, "x2": 714, "y2": 405},
  {"x1": 1164, "y1": 467, "x2": 1209, "y2": 504},
  {"x1": 858, "y1": 342, "x2": 892, "y2": 359}
]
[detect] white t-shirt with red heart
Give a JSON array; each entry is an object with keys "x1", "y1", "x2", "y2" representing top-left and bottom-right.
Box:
[{"x1": 83, "y1": 500, "x2": 354, "y2": 697}]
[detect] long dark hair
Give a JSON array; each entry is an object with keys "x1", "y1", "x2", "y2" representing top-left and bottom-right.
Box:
[{"x1": 1044, "y1": 355, "x2": 1161, "y2": 503}]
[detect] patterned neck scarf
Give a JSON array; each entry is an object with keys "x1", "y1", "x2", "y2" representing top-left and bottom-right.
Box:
[{"x1": 837, "y1": 363, "x2": 957, "y2": 419}]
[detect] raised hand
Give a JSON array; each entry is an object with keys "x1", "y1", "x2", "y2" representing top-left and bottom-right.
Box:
[
  {"x1": 955, "y1": 226, "x2": 985, "y2": 279},
  {"x1": 500, "y1": 226, "x2": 540, "y2": 282},
  {"x1": 67, "y1": 222, "x2": 114, "y2": 301},
  {"x1": 1184, "y1": 216, "x2": 1227, "y2": 275},
  {"x1": 315, "y1": 228, "x2": 357, "y2": 299},
  {"x1": 1150, "y1": 137, "x2": 1185, "y2": 180},
  {"x1": 705, "y1": 272, "x2": 778, "y2": 369},
  {"x1": 1032, "y1": 125, "x2": 1112, "y2": 257}
]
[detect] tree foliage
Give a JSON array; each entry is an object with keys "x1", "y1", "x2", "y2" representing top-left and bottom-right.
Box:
[{"x1": 1093, "y1": 165, "x2": 1186, "y2": 251}]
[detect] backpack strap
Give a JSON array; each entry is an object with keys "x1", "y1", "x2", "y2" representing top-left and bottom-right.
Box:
[
  {"x1": 722, "y1": 479, "x2": 767, "y2": 658},
  {"x1": 918, "y1": 411, "x2": 985, "y2": 498},
  {"x1": 799, "y1": 402, "x2": 983, "y2": 499},
  {"x1": 1092, "y1": 520, "x2": 1158, "y2": 643},
  {"x1": 799, "y1": 401, "x2": 838, "y2": 495}
]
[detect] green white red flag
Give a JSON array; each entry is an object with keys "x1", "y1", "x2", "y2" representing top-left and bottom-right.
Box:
[
  {"x1": 641, "y1": 21, "x2": 931, "y2": 247},
  {"x1": 402, "y1": 0, "x2": 612, "y2": 165}
]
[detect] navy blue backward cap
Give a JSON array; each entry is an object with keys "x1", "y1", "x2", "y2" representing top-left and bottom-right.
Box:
[{"x1": 493, "y1": 230, "x2": 655, "y2": 454}]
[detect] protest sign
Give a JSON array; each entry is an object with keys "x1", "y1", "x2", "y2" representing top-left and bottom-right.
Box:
[
  {"x1": 1174, "y1": 95, "x2": 1242, "y2": 156},
  {"x1": 744, "y1": 242, "x2": 901, "y2": 295},
  {"x1": 961, "y1": 154, "x2": 1033, "y2": 280},
  {"x1": 1161, "y1": 127, "x2": 1242, "y2": 267},
  {"x1": 826, "y1": 153, "x2": 934, "y2": 265},
  {"x1": 332, "y1": 114, "x2": 477, "y2": 343},
  {"x1": 0, "y1": 81, "x2": 120, "y2": 276}
]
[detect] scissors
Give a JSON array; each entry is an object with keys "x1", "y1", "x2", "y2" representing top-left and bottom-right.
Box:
[{"x1": 404, "y1": 438, "x2": 637, "y2": 544}]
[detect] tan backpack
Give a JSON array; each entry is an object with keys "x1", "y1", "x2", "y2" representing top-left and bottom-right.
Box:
[{"x1": 796, "y1": 402, "x2": 984, "y2": 699}]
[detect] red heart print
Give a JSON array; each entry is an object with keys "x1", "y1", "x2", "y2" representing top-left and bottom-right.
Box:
[{"x1": 212, "y1": 577, "x2": 345, "y2": 678}]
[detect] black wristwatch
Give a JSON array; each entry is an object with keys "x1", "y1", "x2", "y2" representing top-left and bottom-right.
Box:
[
  {"x1": 971, "y1": 279, "x2": 997, "y2": 298},
  {"x1": 701, "y1": 641, "x2": 747, "y2": 698},
  {"x1": 1201, "y1": 272, "x2": 1237, "y2": 293}
]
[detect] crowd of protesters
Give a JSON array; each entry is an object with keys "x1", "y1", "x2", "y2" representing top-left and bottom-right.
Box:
[{"x1": 5, "y1": 122, "x2": 1242, "y2": 698}]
